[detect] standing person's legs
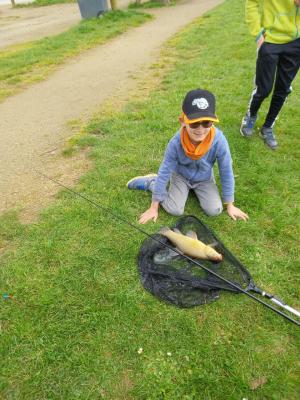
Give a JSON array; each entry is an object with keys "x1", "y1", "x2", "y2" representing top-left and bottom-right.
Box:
[
  {"x1": 249, "y1": 44, "x2": 279, "y2": 116},
  {"x1": 193, "y1": 179, "x2": 223, "y2": 217},
  {"x1": 263, "y1": 39, "x2": 300, "y2": 128},
  {"x1": 241, "y1": 43, "x2": 279, "y2": 137},
  {"x1": 260, "y1": 39, "x2": 300, "y2": 149},
  {"x1": 161, "y1": 173, "x2": 190, "y2": 216}
]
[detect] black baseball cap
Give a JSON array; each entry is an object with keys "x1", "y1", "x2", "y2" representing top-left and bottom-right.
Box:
[{"x1": 182, "y1": 89, "x2": 219, "y2": 124}]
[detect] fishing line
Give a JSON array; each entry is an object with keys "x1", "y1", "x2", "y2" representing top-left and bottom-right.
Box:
[{"x1": 37, "y1": 171, "x2": 300, "y2": 326}]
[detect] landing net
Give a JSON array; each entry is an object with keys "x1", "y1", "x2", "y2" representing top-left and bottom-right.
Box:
[{"x1": 138, "y1": 215, "x2": 254, "y2": 307}]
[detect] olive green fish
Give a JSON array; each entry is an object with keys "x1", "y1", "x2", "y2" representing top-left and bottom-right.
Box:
[{"x1": 160, "y1": 227, "x2": 222, "y2": 262}]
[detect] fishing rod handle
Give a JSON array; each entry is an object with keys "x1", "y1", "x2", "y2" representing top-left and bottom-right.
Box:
[
  {"x1": 270, "y1": 298, "x2": 300, "y2": 318},
  {"x1": 253, "y1": 286, "x2": 300, "y2": 318}
]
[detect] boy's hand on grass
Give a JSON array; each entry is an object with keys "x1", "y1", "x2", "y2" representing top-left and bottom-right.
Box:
[
  {"x1": 139, "y1": 202, "x2": 159, "y2": 224},
  {"x1": 226, "y1": 203, "x2": 249, "y2": 221},
  {"x1": 139, "y1": 208, "x2": 158, "y2": 224}
]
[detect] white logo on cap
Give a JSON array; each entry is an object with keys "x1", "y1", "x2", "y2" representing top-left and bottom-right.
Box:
[{"x1": 192, "y1": 98, "x2": 209, "y2": 110}]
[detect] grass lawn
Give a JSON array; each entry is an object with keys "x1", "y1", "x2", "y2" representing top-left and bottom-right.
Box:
[
  {"x1": 0, "y1": 10, "x2": 152, "y2": 101},
  {"x1": 1, "y1": 0, "x2": 300, "y2": 398},
  {"x1": 129, "y1": 0, "x2": 176, "y2": 9}
]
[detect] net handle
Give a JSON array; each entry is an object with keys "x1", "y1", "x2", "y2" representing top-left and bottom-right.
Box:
[
  {"x1": 252, "y1": 287, "x2": 300, "y2": 318},
  {"x1": 37, "y1": 172, "x2": 300, "y2": 327}
]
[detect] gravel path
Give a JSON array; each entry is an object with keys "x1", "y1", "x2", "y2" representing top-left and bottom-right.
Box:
[
  {"x1": 0, "y1": 0, "x2": 223, "y2": 220},
  {"x1": 0, "y1": 1, "x2": 134, "y2": 50},
  {"x1": 0, "y1": 3, "x2": 80, "y2": 50}
]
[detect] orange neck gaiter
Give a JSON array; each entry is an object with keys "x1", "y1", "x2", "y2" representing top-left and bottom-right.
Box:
[{"x1": 180, "y1": 126, "x2": 216, "y2": 160}]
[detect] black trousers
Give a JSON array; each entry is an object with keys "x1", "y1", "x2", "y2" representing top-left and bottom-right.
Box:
[{"x1": 249, "y1": 38, "x2": 300, "y2": 127}]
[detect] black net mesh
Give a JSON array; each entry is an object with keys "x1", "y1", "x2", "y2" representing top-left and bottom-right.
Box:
[{"x1": 138, "y1": 215, "x2": 254, "y2": 308}]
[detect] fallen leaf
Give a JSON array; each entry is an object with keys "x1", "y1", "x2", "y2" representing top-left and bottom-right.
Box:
[{"x1": 250, "y1": 376, "x2": 267, "y2": 390}]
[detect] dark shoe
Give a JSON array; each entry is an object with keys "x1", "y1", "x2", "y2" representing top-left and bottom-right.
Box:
[
  {"x1": 127, "y1": 174, "x2": 157, "y2": 191},
  {"x1": 240, "y1": 113, "x2": 257, "y2": 137},
  {"x1": 260, "y1": 127, "x2": 278, "y2": 150}
]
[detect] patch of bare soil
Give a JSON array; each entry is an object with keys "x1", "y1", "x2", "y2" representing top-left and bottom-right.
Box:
[
  {"x1": 0, "y1": 0, "x2": 223, "y2": 223},
  {"x1": 0, "y1": 0, "x2": 136, "y2": 49},
  {"x1": 0, "y1": 3, "x2": 80, "y2": 49}
]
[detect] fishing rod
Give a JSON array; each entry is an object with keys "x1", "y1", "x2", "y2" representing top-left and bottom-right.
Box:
[{"x1": 37, "y1": 171, "x2": 300, "y2": 327}]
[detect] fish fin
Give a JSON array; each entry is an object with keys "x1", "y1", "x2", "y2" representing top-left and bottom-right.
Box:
[
  {"x1": 208, "y1": 241, "x2": 219, "y2": 248},
  {"x1": 169, "y1": 248, "x2": 179, "y2": 257},
  {"x1": 185, "y1": 230, "x2": 198, "y2": 240},
  {"x1": 173, "y1": 228, "x2": 183, "y2": 235},
  {"x1": 174, "y1": 247, "x2": 184, "y2": 256},
  {"x1": 159, "y1": 226, "x2": 170, "y2": 235}
]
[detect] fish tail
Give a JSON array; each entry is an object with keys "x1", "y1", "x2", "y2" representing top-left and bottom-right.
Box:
[{"x1": 159, "y1": 227, "x2": 170, "y2": 236}]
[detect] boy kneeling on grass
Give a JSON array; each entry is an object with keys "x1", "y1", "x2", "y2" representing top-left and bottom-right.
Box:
[{"x1": 127, "y1": 89, "x2": 249, "y2": 224}]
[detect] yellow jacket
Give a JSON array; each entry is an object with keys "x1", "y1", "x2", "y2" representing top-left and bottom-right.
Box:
[{"x1": 245, "y1": 0, "x2": 300, "y2": 44}]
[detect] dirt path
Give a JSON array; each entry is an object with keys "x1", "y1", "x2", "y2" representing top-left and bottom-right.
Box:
[
  {"x1": 0, "y1": 1, "x2": 133, "y2": 50},
  {"x1": 0, "y1": 0, "x2": 223, "y2": 221},
  {"x1": 0, "y1": 3, "x2": 80, "y2": 49}
]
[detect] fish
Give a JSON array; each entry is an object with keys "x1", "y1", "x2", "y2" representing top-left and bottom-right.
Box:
[{"x1": 159, "y1": 227, "x2": 223, "y2": 262}]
